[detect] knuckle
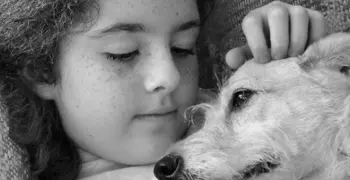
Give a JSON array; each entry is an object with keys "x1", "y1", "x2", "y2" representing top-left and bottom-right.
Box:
[
  {"x1": 268, "y1": 5, "x2": 288, "y2": 17},
  {"x1": 242, "y1": 14, "x2": 259, "y2": 29},
  {"x1": 289, "y1": 5, "x2": 308, "y2": 16},
  {"x1": 312, "y1": 10, "x2": 325, "y2": 21},
  {"x1": 269, "y1": 1, "x2": 283, "y2": 5}
]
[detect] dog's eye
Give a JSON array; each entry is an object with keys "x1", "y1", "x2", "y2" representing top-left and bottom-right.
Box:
[
  {"x1": 231, "y1": 89, "x2": 256, "y2": 111},
  {"x1": 340, "y1": 66, "x2": 350, "y2": 76}
]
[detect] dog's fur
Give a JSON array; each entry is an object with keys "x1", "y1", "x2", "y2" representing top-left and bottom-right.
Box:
[{"x1": 166, "y1": 32, "x2": 350, "y2": 180}]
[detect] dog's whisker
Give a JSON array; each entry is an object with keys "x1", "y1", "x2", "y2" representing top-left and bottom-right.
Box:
[{"x1": 186, "y1": 171, "x2": 195, "y2": 180}]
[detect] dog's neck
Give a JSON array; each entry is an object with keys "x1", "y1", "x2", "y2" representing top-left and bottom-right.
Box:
[
  {"x1": 337, "y1": 137, "x2": 350, "y2": 178},
  {"x1": 334, "y1": 95, "x2": 350, "y2": 178}
]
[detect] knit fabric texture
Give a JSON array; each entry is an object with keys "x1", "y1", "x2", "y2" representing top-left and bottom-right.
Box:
[
  {"x1": 0, "y1": 84, "x2": 30, "y2": 180},
  {"x1": 1, "y1": 0, "x2": 350, "y2": 179}
]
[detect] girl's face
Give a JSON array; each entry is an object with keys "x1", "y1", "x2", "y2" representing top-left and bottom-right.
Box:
[{"x1": 40, "y1": 0, "x2": 199, "y2": 165}]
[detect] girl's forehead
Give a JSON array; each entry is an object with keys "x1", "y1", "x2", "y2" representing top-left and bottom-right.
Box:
[
  {"x1": 96, "y1": 0, "x2": 198, "y2": 18},
  {"x1": 82, "y1": 0, "x2": 199, "y2": 35}
]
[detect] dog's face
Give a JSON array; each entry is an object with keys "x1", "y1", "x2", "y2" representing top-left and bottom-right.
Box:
[{"x1": 153, "y1": 33, "x2": 350, "y2": 180}]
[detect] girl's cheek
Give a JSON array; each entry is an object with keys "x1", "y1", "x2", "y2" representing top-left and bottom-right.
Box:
[{"x1": 180, "y1": 56, "x2": 199, "y2": 80}]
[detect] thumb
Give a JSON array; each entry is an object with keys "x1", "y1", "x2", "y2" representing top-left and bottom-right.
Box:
[{"x1": 225, "y1": 44, "x2": 252, "y2": 69}]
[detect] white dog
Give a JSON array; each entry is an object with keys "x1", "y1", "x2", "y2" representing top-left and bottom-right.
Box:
[{"x1": 154, "y1": 32, "x2": 350, "y2": 180}]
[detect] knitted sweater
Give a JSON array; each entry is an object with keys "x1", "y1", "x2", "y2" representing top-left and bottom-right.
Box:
[
  {"x1": 1, "y1": 0, "x2": 349, "y2": 179},
  {"x1": 0, "y1": 84, "x2": 30, "y2": 180}
]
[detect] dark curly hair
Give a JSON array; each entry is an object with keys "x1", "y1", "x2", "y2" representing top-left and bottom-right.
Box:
[
  {"x1": 0, "y1": 0, "x2": 215, "y2": 180},
  {"x1": 0, "y1": 1, "x2": 97, "y2": 180}
]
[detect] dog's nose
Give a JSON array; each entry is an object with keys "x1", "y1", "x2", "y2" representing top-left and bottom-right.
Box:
[{"x1": 154, "y1": 154, "x2": 183, "y2": 180}]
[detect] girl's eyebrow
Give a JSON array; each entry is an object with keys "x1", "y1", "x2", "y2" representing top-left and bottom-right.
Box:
[
  {"x1": 89, "y1": 23, "x2": 146, "y2": 38},
  {"x1": 89, "y1": 19, "x2": 200, "y2": 38},
  {"x1": 174, "y1": 19, "x2": 201, "y2": 32}
]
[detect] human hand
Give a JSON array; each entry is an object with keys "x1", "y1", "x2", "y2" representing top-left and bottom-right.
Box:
[{"x1": 225, "y1": 1, "x2": 327, "y2": 69}]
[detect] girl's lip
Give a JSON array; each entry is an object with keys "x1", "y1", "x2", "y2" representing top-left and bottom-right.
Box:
[{"x1": 135, "y1": 109, "x2": 178, "y2": 119}]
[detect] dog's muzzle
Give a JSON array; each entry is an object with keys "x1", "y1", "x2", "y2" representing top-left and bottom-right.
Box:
[
  {"x1": 154, "y1": 154, "x2": 280, "y2": 180},
  {"x1": 154, "y1": 154, "x2": 184, "y2": 180}
]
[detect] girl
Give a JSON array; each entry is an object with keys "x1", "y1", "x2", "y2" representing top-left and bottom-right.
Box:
[{"x1": 0, "y1": 0, "x2": 326, "y2": 179}]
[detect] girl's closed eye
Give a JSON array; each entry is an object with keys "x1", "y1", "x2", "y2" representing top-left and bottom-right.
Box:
[
  {"x1": 104, "y1": 47, "x2": 194, "y2": 63},
  {"x1": 104, "y1": 50, "x2": 140, "y2": 63},
  {"x1": 171, "y1": 47, "x2": 195, "y2": 59}
]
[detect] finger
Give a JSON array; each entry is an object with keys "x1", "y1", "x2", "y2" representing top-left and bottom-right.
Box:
[
  {"x1": 225, "y1": 48, "x2": 245, "y2": 69},
  {"x1": 288, "y1": 5, "x2": 309, "y2": 57},
  {"x1": 225, "y1": 45, "x2": 252, "y2": 69},
  {"x1": 307, "y1": 10, "x2": 327, "y2": 45},
  {"x1": 267, "y1": 5, "x2": 290, "y2": 60},
  {"x1": 242, "y1": 13, "x2": 271, "y2": 64}
]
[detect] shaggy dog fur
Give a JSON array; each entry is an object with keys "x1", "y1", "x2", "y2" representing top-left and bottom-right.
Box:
[{"x1": 155, "y1": 32, "x2": 350, "y2": 180}]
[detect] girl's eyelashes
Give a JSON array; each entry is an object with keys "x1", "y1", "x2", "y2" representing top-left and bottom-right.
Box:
[
  {"x1": 104, "y1": 47, "x2": 194, "y2": 63},
  {"x1": 105, "y1": 50, "x2": 140, "y2": 63},
  {"x1": 171, "y1": 47, "x2": 195, "y2": 58}
]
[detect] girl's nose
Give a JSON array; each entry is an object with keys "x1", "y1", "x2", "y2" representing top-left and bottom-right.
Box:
[{"x1": 144, "y1": 50, "x2": 180, "y2": 94}]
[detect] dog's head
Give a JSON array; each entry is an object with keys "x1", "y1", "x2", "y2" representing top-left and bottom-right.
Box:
[{"x1": 153, "y1": 32, "x2": 350, "y2": 180}]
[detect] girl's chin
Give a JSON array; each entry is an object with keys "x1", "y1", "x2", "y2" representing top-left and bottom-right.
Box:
[{"x1": 157, "y1": 124, "x2": 189, "y2": 143}]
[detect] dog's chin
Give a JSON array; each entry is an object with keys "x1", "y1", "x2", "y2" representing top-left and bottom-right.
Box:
[
  {"x1": 179, "y1": 160, "x2": 280, "y2": 180},
  {"x1": 238, "y1": 160, "x2": 280, "y2": 179}
]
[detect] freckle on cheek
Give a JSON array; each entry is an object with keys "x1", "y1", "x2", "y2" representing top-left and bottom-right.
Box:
[{"x1": 112, "y1": 65, "x2": 126, "y2": 77}]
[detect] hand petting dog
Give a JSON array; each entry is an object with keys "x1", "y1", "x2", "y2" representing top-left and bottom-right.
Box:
[{"x1": 226, "y1": 1, "x2": 327, "y2": 69}]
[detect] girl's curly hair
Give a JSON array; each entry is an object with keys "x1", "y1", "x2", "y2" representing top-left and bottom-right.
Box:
[
  {"x1": 0, "y1": 1, "x2": 97, "y2": 179},
  {"x1": 0, "y1": 0, "x2": 215, "y2": 180}
]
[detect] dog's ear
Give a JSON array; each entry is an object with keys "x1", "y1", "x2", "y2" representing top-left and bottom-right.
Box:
[
  {"x1": 301, "y1": 32, "x2": 350, "y2": 160},
  {"x1": 299, "y1": 32, "x2": 350, "y2": 76}
]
